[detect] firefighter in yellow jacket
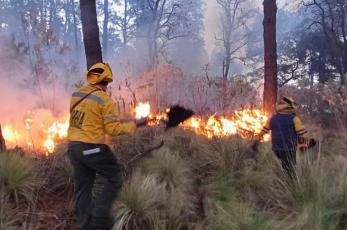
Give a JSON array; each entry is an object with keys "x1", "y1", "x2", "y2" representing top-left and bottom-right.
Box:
[
  {"x1": 255, "y1": 97, "x2": 309, "y2": 175},
  {"x1": 67, "y1": 63, "x2": 147, "y2": 230}
]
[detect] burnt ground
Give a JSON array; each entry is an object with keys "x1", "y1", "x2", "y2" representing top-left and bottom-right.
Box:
[{"x1": 31, "y1": 190, "x2": 76, "y2": 230}]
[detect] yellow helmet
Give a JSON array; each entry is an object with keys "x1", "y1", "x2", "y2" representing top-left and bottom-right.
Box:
[
  {"x1": 86, "y1": 63, "x2": 113, "y2": 84},
  {"x1": 276, "y1": 96, "x2": 298, "y2": 112}
]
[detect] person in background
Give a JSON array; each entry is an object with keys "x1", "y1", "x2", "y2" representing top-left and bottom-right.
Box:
[
  {"x1": 254, "y1": 96, "x2": 309, "y2": 176},
  {"x1": 67, "y1": 63, "x2": 147, "y2": 230}
]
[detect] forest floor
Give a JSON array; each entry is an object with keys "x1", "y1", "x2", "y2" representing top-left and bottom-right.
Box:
[{"x1": 1, "y1": 125, "x2": 347, "y2": 230}]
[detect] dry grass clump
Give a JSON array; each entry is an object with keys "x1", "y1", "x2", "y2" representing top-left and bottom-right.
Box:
[
  {"x1": 113, "y1": 144, "x2": 197, "y2": 230},
  {"x1": 203, "y1": 174, "x2": 276, "y2": 230},
  {"x1": 111, "y1": 128, "x2": 347, "y2": 230},
  {"x1": 0, "y1": 152, "x2": 37, "y2": 203},
  {"x1": 113, "y1": 173, "x2": 165, "y2": 230},
  {"x1": 1, "y1": 125, "x2": 347, "y2": 229},
  {"x1": 142, "y1": 147, "x2": 196, "y2": 228},
  {"x1": 48, "y1": 146, "x2": 74, "y2": 194},
  {"x1": 141, "y1": 147, "x2": 191, "y2": 191},
  {"x1": 261, "y1": 152, "x2": 347, "y2": 230},
  {"x1": 320, "y1": 132, "x2": 347, "y2": 157},
  {"x1": 110, "y1": 127, "x2": 162, "y2": 166},
  {"x1": 0, "y1": 202, "x2": 18, "y2": 230}
]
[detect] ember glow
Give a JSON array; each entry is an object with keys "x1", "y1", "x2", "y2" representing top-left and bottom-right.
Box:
[{"x1": 3, "y1": 103, "x2": 270, "y2": 154}]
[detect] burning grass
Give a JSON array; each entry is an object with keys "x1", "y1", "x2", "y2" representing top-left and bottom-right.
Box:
[{"x1": 2, "y1": 104, "x2": 269, "y2": 156}]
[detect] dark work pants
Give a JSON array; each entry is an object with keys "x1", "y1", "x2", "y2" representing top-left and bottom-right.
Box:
[
  {"x1": 68, "y1": 142, "x2": 123, "y2": 230},
  {"x1": 273, "y1": 150, "x2": 296, "y2": 177}
]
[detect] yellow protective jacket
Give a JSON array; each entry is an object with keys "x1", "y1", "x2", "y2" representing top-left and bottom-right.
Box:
[{"x1": 67, "y1": 84, "x2": 136, "y2": 144}]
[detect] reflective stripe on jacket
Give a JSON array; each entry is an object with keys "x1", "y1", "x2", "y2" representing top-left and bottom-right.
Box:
[
  {"x1": 262, "y1": 113, "x2": 307, "y2": 151},
  {"x1": 67, "y1": 84, "x2": 136, "y2": 144}
]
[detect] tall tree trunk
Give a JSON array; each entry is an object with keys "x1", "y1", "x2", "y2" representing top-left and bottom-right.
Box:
[
  {"x1": 0, "y1": 124, "x2": 6, "y2": 152},
  {"x1": 71, "y1": 0, "x2": 79, "y2": 49},
  {"x1": 102, "y1": 0, "x2": 109, "y2": 57},
  {"x1": 63, "y1": 1, "x2": 70, "y2": 39},
  {"x1": 80, "y1": 0, "x2": 102, "y2": 69},
  {"x1": 122, "y1": 0, "x2": 129, "y2": 46},
  {"x1": 309, "y1": 72, "x2": 314, "y2": 113},
  {"x1": 222, "y1": 54, "x2": 231, "y2": 79},
  {"x1": 263, "y1": 0, "x2": 278, "y2": 114},
  {"x1": 341, "y1": 54, "x2": 347, "y2": 86}
]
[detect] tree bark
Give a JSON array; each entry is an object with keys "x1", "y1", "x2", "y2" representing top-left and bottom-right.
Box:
[
  {"x1": 102, "y1": 0, "x2": 109, "y2": 57},
  {"x1": 309, "y1": 72, "x2": 314, "y2": 113},
  {"x1": 71, "y1": 0, "x2": 79, "y2": 49},
  {"x1": 263, "y1": 0, "x2": 278, "y2": 114},
  {"x1": 122, "y1": 0, "x2": 129, "y2": 46},
  {"x1": 80, "y1": 0, "x2": 103, "y2": 69},
  {"x1": 0, "y1": 124, "x2": 6, "y2": 152}
]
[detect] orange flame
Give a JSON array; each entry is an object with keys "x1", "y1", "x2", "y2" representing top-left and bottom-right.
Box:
[
  {"x1": 135, "y1": 102, "x2": 151, "y2": 119},
  {"x1": 181, "y1": 109, "x2": 269, "y2": 141},
  {"x1": 2, "y1": 117, "x2": 69, "y2": 154},
  {"x1": 2, "y1": 103, "x2": 270, "y2": 154},
  {"x1": 42, "y1": 119, "x2": 69, "y2": 153},
  {"x1": 3, "y1": 125, "x2": 20, "y2": 145},
  {"x1": 135, "y1": 102, "x2": 167, "y2": 125},
  {"x1": 136, "y1": 103, "x2": 269, "y2": 140}
]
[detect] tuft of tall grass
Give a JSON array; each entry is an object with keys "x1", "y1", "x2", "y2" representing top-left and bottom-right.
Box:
[
  {"x1": 213, "y1": 201, "x2": 275, "y2": 230},
  {"x1": 108, "y1": 128, "x2": 347, "y2": 230},
  {"x1": 263, "y1": 152, "x2": 347, "y2": 230},
  {"x1": 49, "y1": 146, "x2": 74, "y2": 194},
  {"x1": 209, "y1": 136, "x2": 256, "y2": 176},
  {"x1": 113, "y1": 173, "x2": 165, "y2": 230},
  {"x1": 141, "y1": 147, "x2": 191, "y2": 190},
  {"x1": 205, "y1": 175, "x2": 275, "y2": 230},
  {"x1": 142, "y1": 147, "x2": 196, "y2": 228},
  {"x1": 0, "y1": 152, "x2": 37, "y2": 203},
  {"x1": 0, "y1": 202, "x2": 18, "y2": 230}
]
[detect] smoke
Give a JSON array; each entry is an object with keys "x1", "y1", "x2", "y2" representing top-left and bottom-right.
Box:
[
  {"x1": 0, "y1": 35, "x2": 71, "y2": 125},
  {"x1": 202, "y1": 0, "x2": 299, "y2": 59},
  {"x1": 203, "y1": 0, "x2": 220, "y2": 56}
]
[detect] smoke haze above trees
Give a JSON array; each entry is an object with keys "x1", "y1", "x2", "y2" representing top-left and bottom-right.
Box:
[{"x1": 0, "y1": 0, "x2": 345, "y2": 116}]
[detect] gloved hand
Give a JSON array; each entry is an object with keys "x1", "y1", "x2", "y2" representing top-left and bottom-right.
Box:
[
  {"x1": 135, "y1": 117, "x2": 148, "y2": 127},
  {"x1": 299, "y1": 138, "x2": 316, "y2": 151},
  {"x1": 298, "y1": 143, "x2": 308, "y2": 151}
]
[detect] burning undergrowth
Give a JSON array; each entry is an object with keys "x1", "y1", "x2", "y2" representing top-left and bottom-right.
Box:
[
  {"x1": 2, "y1": 100, "x2": 270, "y2": 155},
  {"x1": 2, "y1": 110, "x2": 69, "y2": 154}
]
